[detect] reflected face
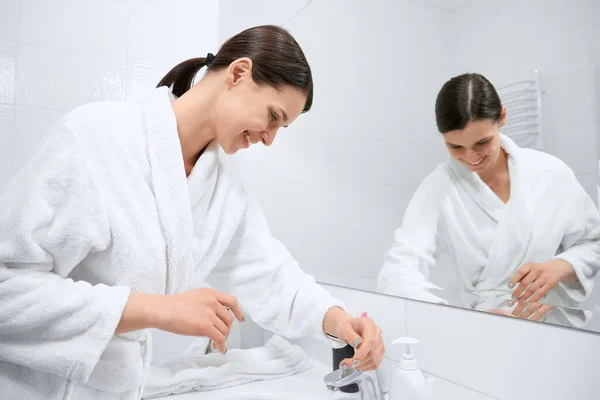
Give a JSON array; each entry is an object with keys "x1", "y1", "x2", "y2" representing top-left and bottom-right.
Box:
[
  {"x1": 443, "y1": 113, "x2": 506, "y2": 173},
  {"x1": 213, "y1": 59, "x2": 307, "y2": 155}
]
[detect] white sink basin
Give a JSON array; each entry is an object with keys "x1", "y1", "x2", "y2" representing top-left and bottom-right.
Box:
[{"x1": 153, "y1": 361, "x2": 333, "y2": 400}]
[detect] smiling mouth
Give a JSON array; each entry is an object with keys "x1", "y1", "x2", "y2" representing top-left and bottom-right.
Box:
[{"x1": 466, "y1": 157, "x2": 484, "y2": 166}]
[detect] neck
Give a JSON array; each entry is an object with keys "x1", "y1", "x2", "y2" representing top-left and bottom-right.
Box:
[
  {"x1": 172, "y1": 76, "x2": 221, "y2": 169},
  {"x1": 478, "y1": 149, "x2": 508, "y2": 184}
]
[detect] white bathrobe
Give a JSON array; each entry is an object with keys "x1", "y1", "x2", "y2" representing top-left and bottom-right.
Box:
[
  {"x1": 0, "y1": 87, "x2": 343, "y2": 400},
  {"x1": 378, "y1": 135, "x2": 600, "y2": 324}
]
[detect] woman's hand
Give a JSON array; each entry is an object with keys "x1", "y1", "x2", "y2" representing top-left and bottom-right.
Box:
[
  {"x1": 117, "y1": 288, "x2": 245, "y2": 354},
  {"x1": 507, "y1": 300, "x2": 554, "y2": 320},
  {"x1": 508, "y1": 259, "x2": 576, "y2": 303},
  {"x1": 323, "y1": 308, "x2": 385, "y2": 371},
  {"x1": 485, "y1": 308, "x2": 514, "y2": 317}
]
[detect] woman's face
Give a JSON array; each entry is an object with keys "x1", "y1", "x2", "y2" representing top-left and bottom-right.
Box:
[
  {"x1": 213, "y1": 58, "x2": 307, "y2": 155},
  {"x1": 443, "y1": 109, "x2": 506, "y2": 173}
]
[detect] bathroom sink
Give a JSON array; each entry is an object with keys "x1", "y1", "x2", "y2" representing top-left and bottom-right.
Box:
[{"x1": 153, "y1": 360, "x2": 333, "y2": 400}]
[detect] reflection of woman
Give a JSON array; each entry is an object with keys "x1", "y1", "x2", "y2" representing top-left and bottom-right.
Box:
[
  {"x1": 377, "y1": 73, "x2": 600, "y2": 324},
  {"x1": 0, "y1": 26, "x2": 383, "y2": 399}
]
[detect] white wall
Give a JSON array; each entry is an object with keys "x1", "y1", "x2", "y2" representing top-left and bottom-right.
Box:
[
  {"x1": 447, "y1": 0, "x2": 600, "y2": 204},
  {"x1": 221, "y1": 0, "x2": 449, "y2": 284},
  {"x1": 0, "y1": 0, "x2": 219, "y2": 194}
]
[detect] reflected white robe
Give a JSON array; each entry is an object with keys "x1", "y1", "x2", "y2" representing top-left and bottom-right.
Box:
[
  {"x1": 0, "y1": 87, "x2": 343, "y2": 400},
  {"x1": 378, "y1": 135, "x2": 600, "y2": 324}
]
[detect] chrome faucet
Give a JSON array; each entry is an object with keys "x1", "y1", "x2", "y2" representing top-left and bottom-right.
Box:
[{"x1": 323, "y1": 367, "x2": 384, "y2": 400}]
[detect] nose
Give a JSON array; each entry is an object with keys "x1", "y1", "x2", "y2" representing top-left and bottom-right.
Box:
[
  {"x1": 261, "y1": 127, "x2": 279, "y2": 147},
  {"x1": 464, "y1": 148, "x2": 480, "y2": 162}
]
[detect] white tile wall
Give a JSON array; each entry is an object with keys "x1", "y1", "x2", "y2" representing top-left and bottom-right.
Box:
[
  {"x1": 0, "y1": 0, "x2": 19, "y2": 41},
  {"x1": 128, "y1": 0, "x2": 219, "y2": 67},
  {"x1": 218, "y1": 0, "x2": 309, "y2": 44},
  {"x1": 18, "y1": 0, "x2": 129, "y2": 58},
  {"x1": 0, "y1": 39, "x2": 17, "y2": 104},
  {"x1": 16, "y1": 43, "x2": 128, "y2": 110},
  {"x1": 0, "y1": 0, "x2": 219, "y2": 196},
  {"x1": 0, "y1": 105, "x2": 15, "y2": 171}
]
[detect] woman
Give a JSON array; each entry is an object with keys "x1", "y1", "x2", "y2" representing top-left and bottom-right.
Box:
[
  {"x1": 377, "y1": 73, "x2": 600, "y2": 324},
  {"x1": 0, "y1": 26, "x2": 384, "y2": 400}
]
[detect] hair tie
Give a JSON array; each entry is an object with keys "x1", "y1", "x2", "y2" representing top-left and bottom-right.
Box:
[{"x1": 205, "y1": 53, "x2": 215, "y2": 66}]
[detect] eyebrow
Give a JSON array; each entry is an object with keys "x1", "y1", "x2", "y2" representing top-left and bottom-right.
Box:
[{"x1": 445, "y1": 136, "x2": 492, "y2": 147}]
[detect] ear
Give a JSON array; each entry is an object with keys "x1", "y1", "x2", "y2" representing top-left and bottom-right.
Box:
[
  {"x1": 227, "y1": 57, "x2": 253, "y2": 86},
  {"x1": 498, "y1": 106, "x2": 507, "y2": 128}
]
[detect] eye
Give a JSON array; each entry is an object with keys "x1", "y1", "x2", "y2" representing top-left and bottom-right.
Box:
[
  {"x1": 270, "y1": 112, "x2": 278, "y2": 123},
  {"x1": 476, "y1": 139, "x2": 491, "y2": 146},
  {"x1": 450, "y1": 145, "x2": 462, "y2": 150}
]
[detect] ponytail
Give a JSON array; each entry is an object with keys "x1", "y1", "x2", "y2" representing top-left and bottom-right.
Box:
[
  {"x1": 156, "y1": 26, "x2": 314, "y2": 112},
  {"x1": 156, "y1": 53, "x2": 215, "y2": 97}
]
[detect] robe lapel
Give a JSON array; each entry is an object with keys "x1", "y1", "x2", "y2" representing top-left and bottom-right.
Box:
[{"x1": 141, "y1": 87, "x2": 195, "y2": 294}]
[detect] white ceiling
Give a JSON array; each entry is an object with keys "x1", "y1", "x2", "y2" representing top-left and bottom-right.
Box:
[{"x1": 413, "y1": 0, "x2": 474, "y2": 12}]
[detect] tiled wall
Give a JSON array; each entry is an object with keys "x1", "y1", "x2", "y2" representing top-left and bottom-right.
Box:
[{"x1": 0, "y1": 0, "x2": 219, "y2": 192}]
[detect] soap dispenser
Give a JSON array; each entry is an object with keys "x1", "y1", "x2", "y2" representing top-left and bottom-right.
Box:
[{"x1": 388, "y1": 337, "x2": 426, "y2": 400}]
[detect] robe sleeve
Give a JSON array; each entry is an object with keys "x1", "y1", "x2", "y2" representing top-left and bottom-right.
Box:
[
  {"x1": 553, "y1": 169, "x2": 600, "y2": 302},
  {"x1": 377, "y1": 172, "x2": 447, "y2": 304},
  {"x1": 0, "y1": 119, "x2": 131, "y2": 382},
  {"x1": 213, "y1": 190, "x2": 345, "y2": 341}
]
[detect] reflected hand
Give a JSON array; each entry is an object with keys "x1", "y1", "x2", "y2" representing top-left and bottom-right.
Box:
[
  {"x1": 508, "y1": 260, "x2": 575, "y2": 303},
  {"x1": 507, "y1": 299, "x2": 554, "y2": 320},
  {"x1": 332, "y1": 312, "x2": 385, "y2": 372},
  {"x1": 485, "y1": 308, "x2": 514, "y2": 317}
]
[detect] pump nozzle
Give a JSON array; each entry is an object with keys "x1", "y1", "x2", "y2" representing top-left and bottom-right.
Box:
[{"x1": 390, "y1": 337, "x2": 419, "y2": 370}]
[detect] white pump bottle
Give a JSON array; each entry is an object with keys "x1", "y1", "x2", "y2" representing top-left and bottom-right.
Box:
[{"x1": 387, "y1": 337, "x2": 426, "y2": 400}]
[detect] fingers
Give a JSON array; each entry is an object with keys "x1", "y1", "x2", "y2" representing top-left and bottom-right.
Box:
[
  {"x1": 528, "y1": 284, "x2": 550, "y2": 304},
  {"x1": 531, "y1": 304, "x2": 553, "y2": 321},
  {"x1": 211, "y1": 313, "x2": 229, "y2": 337},
  {"x1": 518, "y1": 302, "x2": 541, "y2": 319},
  {"x1": 509, "y1": 263, "x2": 533, "y2": 288},
  {"x1": 518, "y1": 279, "x2": 543, "y2": 302},
  {"x1": 347, "y1": 327, "x2": 385, "y2": 372},
  {"x1": 216, "y1": 304, "x2": 234, "y2": 332},
  {"x1": 350, "y1": 320, "x2": 376, "y2": 365},
  {"x1": 206, "y1": 326, "x2": 227, "y2": 354},
  {"x1": 338, "y1": 325, "x2": 364, "y2": 368},
  {"x1": 216, "y1": 292, "x2": 245, "y2": 322},
  {"x1": 513, "y1": 268, "x2": 540, "y2": 299}
]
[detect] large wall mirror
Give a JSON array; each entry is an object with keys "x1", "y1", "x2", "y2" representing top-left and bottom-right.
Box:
[{"x1": 233, "y1": 0, "x2": 600, "y2": 333}]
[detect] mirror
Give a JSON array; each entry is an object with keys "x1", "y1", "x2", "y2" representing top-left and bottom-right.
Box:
[{"x1": 234, "y1": 0, "x2": 600, "y2": 332}]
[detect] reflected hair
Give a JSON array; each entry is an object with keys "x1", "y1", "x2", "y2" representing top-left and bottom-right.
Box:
[
  {"x1": 434, "y1": 73, "x2": 502, "y2": 134},
  {"x1": 157, "y1": 25, "x2": 313, "y2": 112}
]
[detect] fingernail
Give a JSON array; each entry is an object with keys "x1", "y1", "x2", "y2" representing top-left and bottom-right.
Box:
[
  {"x1": 339, "y1": 363, "x2": 347, "y2": 371},
  {"x1": 224, "y1": 348, "x2": 227, "y2": 354},
  {"x1": 241, "y1": 316, "x2": 246, "y2": 322},
  {"x1": 508, "y1": 283, "x2": 514, "y2": 289},
  {"x1": 512, "y1": 294, "x2": 517, "y2": 299},
  {"x1": 353, "y1": 338, "x2": 362, "y2": 348},
  {"x1": 507, "y1": 301, "x2": 515, "y2": 307},
  {"x1": 212, "y1": 342, "x2": 217, "y2": 349},
  {"x1": 360, "y1": 312, "x2": 368, "y2": 317},
  {"x1": 352, "y1": 360, "x2": 360, "y2": 368}
]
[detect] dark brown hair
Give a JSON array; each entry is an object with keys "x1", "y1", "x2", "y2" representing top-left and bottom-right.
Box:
[
  {"x1": 435, "y1": 73, "x2": 502, "y2": 134},
  {"x1": 157, "y1": 25, "x2": 313, "y2": 112}
]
